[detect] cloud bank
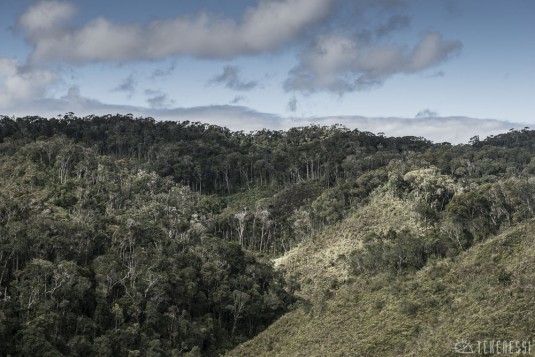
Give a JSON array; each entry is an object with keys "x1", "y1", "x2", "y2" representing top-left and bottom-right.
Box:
[
  {"x1": 0, "y1": 57, "x2": 57, "y2": 107},
  {"x1": 3, "y1": 88, "x2": 524, "y2": 144},
  {"x1": 8, "y1": 0, "x2": 464, "y2": 100},
  {"x1": 300, "y1": 115, "x2": 522, "y2": 144},
  {"x1": 0, "y1": 0, "x2": 484, "y2": 141},
  {"x1": 19, "y1": 0, "x2": 335, "y2": 63},
  {"x1": 285, "y1": 32, "x2": 462, "y2": 94}
]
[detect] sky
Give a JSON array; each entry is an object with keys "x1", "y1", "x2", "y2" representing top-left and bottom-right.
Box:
[{"x1": 0, "y1": 0, "x2": 534, "y2": 143}]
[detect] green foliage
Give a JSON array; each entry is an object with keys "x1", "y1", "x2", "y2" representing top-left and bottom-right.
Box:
[
  {"x1": 311, "y1": 187, "x2": 346, "y2": 225},
  {"x1": 229, "y1": 221, "x2": 535, "y2": 357},
  {"x1": 351, "y1": 229, "x2": 427, "y2": 275},
  {"x1": 2, "y1": 115, "x2": 535, "y2": 356},
  {"x1": 0, "y1": 137, "x2": 292, "y2": 356}
]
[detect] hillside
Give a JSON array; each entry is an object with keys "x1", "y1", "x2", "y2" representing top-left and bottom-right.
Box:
[
  {"x1": 273, "y1": 189, "x2": 423, "y2": 300},
  {"x1": 228, "y1": 165, "x2": 535, "y2": 356},
  {"x1": 229, "y1": 218, "x2": 535, "y2": 356},
  {"x1": 1, "y1": 115, "x2": 535, "y2": 356}
]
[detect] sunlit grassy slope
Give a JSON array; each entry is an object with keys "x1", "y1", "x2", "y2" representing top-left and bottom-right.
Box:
[
  {"x1": 273, "y1": 190, "x2": 423, "y2": 301},
  {"x1": 228, "y1": 197, "x2": 535, "y2": 356}
]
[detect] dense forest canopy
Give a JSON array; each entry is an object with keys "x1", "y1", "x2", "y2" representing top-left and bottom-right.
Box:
[{"x1": 1, "y1": 114, "x2": 535, "y2": 356}]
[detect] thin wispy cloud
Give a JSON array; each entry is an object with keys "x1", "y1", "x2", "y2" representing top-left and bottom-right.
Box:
[
  {"x1": 230, "y1": 95, "x2": 247, "y2": 104},
  {"x1": 429, "y1": 70, "x2": 445, "y2": 78},
  {"x1": 374, "y1": 14, "x2": 411, "y2": 37},
  {"x1": 287, "y1": 96, "x2": 298, "y2": 112},
  {"x1": 147, "y1": 94, "x2": 170, "y2": 109},
  {"x1": 210, "y1": 66, "x2": 258, "y2": 91},
  {"x1": 144, "y1": 89, "x2": 173, "y2": 109},
  {"x1": 443, "y1": 0, "x2": 462, "y2": 17},
  {"x1": 112, "y1": 73, "x2": 137, "y2": 97},
  {"x1": 151, "y1": 61, "x2": 177, "y2": 79},
  {"x1": 415, "y1": 109, "x2": 439, "y2": 118}
]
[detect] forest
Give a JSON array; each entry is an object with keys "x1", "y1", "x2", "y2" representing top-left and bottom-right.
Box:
[{"x1": 1, "y1": 114, "x2": 535, "y2": 356}]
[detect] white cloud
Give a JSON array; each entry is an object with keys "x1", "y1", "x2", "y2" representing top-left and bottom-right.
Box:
[
  {"x1": 18, "y1": 0, "x2": 75, "y2": 35},
  {"x1": 155, "y1": 106, "x2": 285, "y2": 131},
  {"x1": 297, "y1": 115, "x2": 523, "y2": 144},
  {"x1": 285, "y1": 32, "x2": 462, "y2": 94},
  {"x1": 407, "y1": 33, "x2": 460, "y2": 71},
  {"x1": 20, "y1": 0, "x2": 335, "y2": 63},
  {"x1": 0, "y1": 57, "x2": 57, "y2": 108},
  {"x1": 3, "y1": 87, "x2": 524, "y2": 143},
  {"x1": 4, "y1": 87, "x2": 283, "y2": 131}
]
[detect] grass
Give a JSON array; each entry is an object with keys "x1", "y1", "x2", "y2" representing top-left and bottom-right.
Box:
[
  {"x1": 273, "y1": 191, "x2": 423, "y2": 301},
  {"x1": 227, "y1": 211, "x2": 535, "y2": 356}
]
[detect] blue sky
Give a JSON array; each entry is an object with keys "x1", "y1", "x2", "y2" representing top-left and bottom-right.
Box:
[{"x1": 0, "y1": 0, "x2": 534, "y2": 142}]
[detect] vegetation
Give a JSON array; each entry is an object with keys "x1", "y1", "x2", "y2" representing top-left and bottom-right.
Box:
[
  {"x1": 229, "y1": 221, "x2": 535, "y2": 357},
  {"x1": 1, "y1": 114, "x2": 535, "y2": 355}
]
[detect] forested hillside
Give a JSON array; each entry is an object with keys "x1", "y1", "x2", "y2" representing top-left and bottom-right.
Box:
[{"x1": 1, "y1": 114, "x2": 535, "y2": 356}]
